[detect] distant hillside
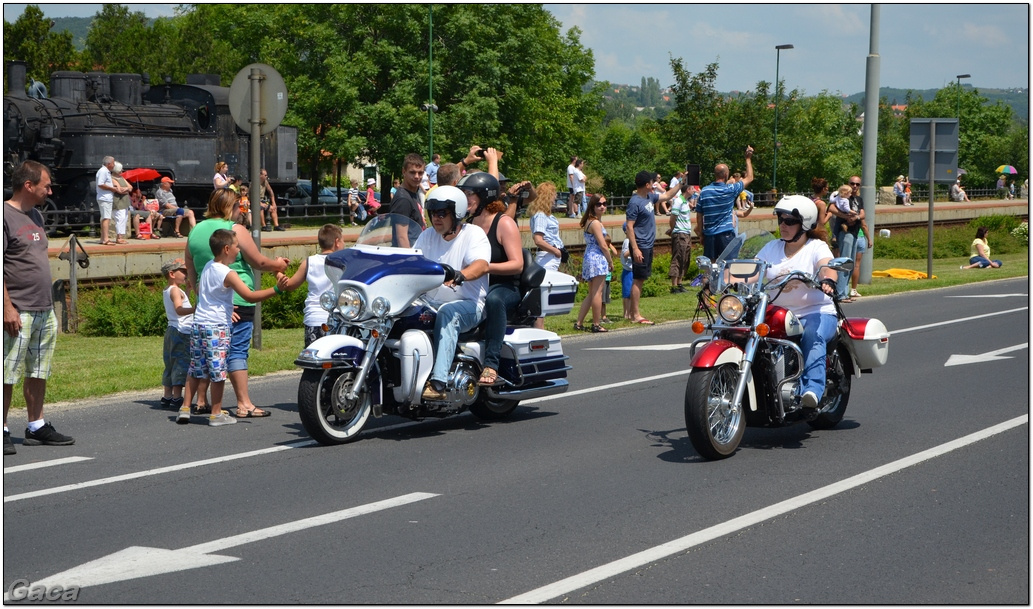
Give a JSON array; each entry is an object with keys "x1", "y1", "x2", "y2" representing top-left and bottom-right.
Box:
[
  {"x1": 51, "y1": 16, "x2": 92, "y2": 49},
  {"x1": 842, "y1": 87, "x2": 1028, "y2": 123}
]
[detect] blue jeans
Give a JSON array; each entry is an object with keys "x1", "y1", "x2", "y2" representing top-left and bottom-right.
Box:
[
  {"x1": 969, "y1": 256, "x2": 1002, "y2": 268},
  {"x1": 228, "y1": 318, "x2": 253, "y2": 373},
  {"x1": 799, "y1": 312, "x2": 839, "y2": 399},
  {"x1": 431, "y1": 299, "x2": 484, "y2": 385},
  {"x1": 835, "y1": 229, "x2": 859, "y2": 299},
  {"x1": 483, "y1": 283, "x2": 521, "y2": 370}
]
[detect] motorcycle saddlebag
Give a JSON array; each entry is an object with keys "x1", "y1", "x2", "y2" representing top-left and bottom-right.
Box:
[{"x1": 842, "y1": 318, "x2": 890, "y2": 369}]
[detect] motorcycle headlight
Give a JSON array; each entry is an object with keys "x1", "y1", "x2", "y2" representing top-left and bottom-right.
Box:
[
  {"x1": 319, "y1": 289, "x2": 337, "y2": 312},
  {"x1": 718, "y1": 295, "x2": 746, "y2": 323},
  {"x1": 337, "y1": 287, "x2": 365, "y2": 320},
  {"x1": 370, "y1": 296, "x2": 390, "y2": 317}
]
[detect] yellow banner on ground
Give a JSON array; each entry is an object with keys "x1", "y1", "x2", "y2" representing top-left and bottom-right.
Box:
[{"x1": 872, "y1": 268, "x2": 937, "y2": 280}]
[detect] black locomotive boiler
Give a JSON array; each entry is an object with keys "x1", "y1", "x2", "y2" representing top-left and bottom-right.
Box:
[{"x1": 3, "y1": 60, "x2": 297, "y2": 234}]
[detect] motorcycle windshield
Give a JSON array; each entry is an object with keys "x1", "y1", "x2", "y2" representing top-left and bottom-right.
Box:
[
  {"x1": 716, "y1": 229, "x2": 777, "y2": 263},
  {"x1": 355, "y1": 213, "x2": 425, "y2": 249}
]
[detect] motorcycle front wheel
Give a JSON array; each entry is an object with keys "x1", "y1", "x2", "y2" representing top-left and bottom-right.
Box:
[
  {"x1": 297, "y1": 368, "x2": 371, "y2": 445},
  {"x1": 685, "y1": 364, "x2": 746, "y2": 460},
  {"x1": 808, "y1": 345, "x2": 852, "y2": 430}
]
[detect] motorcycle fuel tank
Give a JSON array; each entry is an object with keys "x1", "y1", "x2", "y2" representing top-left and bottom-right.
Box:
[{"x1": 764, "y1": 304, "x2": 803, "y2": 339}]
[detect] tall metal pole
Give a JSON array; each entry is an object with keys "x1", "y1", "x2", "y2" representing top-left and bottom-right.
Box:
[
  {"x1": 428, "y1": 5, "x2": 434, "y2": 159},
  {"x1": 249, "y1": 67, "x2": 264, "y2": 349},
  {"x1": 772, "y1": 44, "x2": 793, "y2": 192},
  {"x1": 859, "y1": 5, "x2": 881, "y2": 285},
  {"x1": 955, "y1": 74, "x2": 970, "y2": 120}
]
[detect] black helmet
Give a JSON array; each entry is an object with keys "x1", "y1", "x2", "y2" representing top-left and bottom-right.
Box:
[{"x1": 457, "y1": 171, "x2": 500, "y2": 217}]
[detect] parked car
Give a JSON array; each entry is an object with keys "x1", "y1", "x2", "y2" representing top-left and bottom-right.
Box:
[{"x1": 284, "y1": 180, "x2": 342, "y2": 209}]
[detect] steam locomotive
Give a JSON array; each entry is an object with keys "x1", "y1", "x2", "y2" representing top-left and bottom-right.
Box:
[{"x1": 3, "y1": 61, "x2": 298, "y2": 234}]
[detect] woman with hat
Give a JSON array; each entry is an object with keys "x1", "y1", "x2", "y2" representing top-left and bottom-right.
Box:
[{"x1": 892, "y1": 175, "x2": 907, "y2": 205}]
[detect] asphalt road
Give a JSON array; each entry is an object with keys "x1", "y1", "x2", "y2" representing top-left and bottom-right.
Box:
[{"x1": 3, "y1": 277, "x2": 1028, "y2": 604}]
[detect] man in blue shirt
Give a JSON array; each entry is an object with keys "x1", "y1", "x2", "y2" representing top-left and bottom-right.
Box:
[
  {"x1": 425, "y1": 154, "x2": 440, "y2": 188},
  {"x1": 696, "y1": 145, "x2": 754, "y2": 259},
  {"x1": 625, "y1": 170, "x2": 679, "y2": 325}
]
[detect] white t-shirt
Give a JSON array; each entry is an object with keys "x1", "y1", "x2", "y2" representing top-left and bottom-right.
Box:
[
  {"x1": 194, "y1": 260, "x2": 235, "y2": 325},
  {"x1": 96, "y1": 165, "x2": 114, "y2": 204},
  {"x1": 573, "y1": 168, "x2": 586, "y2": 194},
  {"x1": 757, "y1": 238, "x2": 835, "y2": 318},
  {"x1": 163, "y1": 285, "x2": 193, "y2": 334},
  {"x1": 303, "y1": 254, "x2": 331, "y2": 327},
  {"x1": 414, "y1": 224, "x2": 490, "y2": 305},
  {"x1": 566, "y1": 163, "x2": 577, "y2": 190}
]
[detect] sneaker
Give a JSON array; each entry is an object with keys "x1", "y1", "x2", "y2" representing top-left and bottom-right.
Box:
[
  {"x1": 160, "y1": 397, "x2": 173, "y2": 408},
  {"x1": 4, "y1": 430, "x2": 15, "y2": 455},
  {"x1": 23, "y1": 422, "x2": 75, "y2": 446},
  {"x1": 849, "y1": 289, "x2": 861, "y2": 298},
  {"x1": 274, "y1": 225, "x2": 286, "y2": 232},
  {"x1": 176, "y1": 405, "x2": 191, "y2": 424},
  {"x1": 208, "y1": 412, "x2": 238, "y2": 427},
  {"x1": 261, "y1": 225, "x2": 272, "y2": 232},
  {"x1": 801, "y1": 391, "x2": 819, "y2": 410},
  {"x1": 170, "y1": 397, "x2": 184, "y2": 410}
]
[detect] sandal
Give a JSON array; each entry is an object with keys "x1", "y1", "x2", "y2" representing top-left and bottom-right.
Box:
[
  {"x1": 573, "y1": 322, "x2": 586, "y2": 331},
  {"x1": 115, "y1": 239, "x2": 127, "y2": 245},
  {"x1": 234, "y1": 407, "x2": 270, "y2": 418},
  {"x1": 478, "y1": 367, "x2": 500, "y2": 386},
  {"x1": 173, "y1": 232, "x2": 184, "y2": 238},
  {"x1": 634, "y1": 318, "x2": 655, "y2": 325},
  {"x1": 591, "y1": 324, "x2": 608, "y2": 333},
  {"x1": 599, "y1": 317, "x2": 612, "y2": 324},
  {"x1": 193, "y1": 404, "x2": 211, "y2": 415},
  {"x1": 152, "y1": 233, "x2": 161, "y2": 239}
]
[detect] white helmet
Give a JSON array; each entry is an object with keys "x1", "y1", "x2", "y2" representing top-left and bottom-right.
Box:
[
  {"x1": 425, "y1": 185, "x2": 468, "y2": 220},
  {"x1": 773, "y1": 195, "x2": 819, "y2": 231}
]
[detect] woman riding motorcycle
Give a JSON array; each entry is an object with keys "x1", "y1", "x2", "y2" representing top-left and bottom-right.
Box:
[{"x1": 755, "y1": 195, "x2": 839, "y2": 409}]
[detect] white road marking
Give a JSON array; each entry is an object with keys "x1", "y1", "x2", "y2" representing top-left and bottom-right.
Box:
[
  {"x1": 4, "y1": 456, "x2": 93, "y2": 474},
  {"x1": 500, "y1": 415, "x2": 1029, "y2": 604},
  {"x1": 3, "y1": 440, "x2": 316, "y2": 503},
  {"x1": 4, "y1": 492, "x2": 438, "y2": 596},
  {"x1": 888, "y1": 306, "x2": 1027, "y2": 335},
  {"x1": 945, "y1": 342, "x2": 1028, "y2": 366},
  {"x1": 947, "y1": 294, "x2": 1028, "y2": 298},
  {"x1": 5, "y1": 307, "x2": 1026, "y2": 503}
]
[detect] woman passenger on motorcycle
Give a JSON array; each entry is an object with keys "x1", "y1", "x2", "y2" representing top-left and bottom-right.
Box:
[
  {"x1": 756, "y1": 195, "x2": 839, "y2": 410},
  {"x1": 459, "y1": 169, "x2": 525, "y2": 387}
]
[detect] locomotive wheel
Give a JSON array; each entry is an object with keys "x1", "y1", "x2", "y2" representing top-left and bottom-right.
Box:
[
  {"x1": 808, "y1": 345, "x2": 852, "y2": 430},
  {"x1": 42, "y1": 199, "x2": 65, "y2": 236},
  {"x1": 297, "y1": 368, "x2": 370, "y2": 445},
  {"x1": 685, "y1": 364, "x2": 745, "y2": 460}
]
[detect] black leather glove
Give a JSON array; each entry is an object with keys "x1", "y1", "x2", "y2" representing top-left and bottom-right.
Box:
[{"x1": 559, "y1": 247, "x2": 570, "y2": 264}]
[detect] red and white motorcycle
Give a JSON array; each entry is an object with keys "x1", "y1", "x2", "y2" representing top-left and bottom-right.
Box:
[{"x1": 685, "y1": 230, "x2": 890, "y2": 460}]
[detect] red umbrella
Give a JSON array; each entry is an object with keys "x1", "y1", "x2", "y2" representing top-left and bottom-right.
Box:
[{"x1": 121, "y1": 167, "x2": 162, "y2": 182}]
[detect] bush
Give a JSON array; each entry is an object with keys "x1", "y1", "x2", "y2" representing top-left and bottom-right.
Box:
[
  {"x1": 1011, "y1": 222, "x2": 1028, "y2": 243},
  {"x1": 871, "y1": 215, "x2": 1025, "y2": 259},
  {"x1": 78, "y1": 281, "x2": 167, "y2": 337},
  {"x1": 259, "y1": 260, "x2": 307, "y2": 329}
]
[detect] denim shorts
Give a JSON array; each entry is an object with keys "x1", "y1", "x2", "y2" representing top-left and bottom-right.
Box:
[{"x1": 228, "y1": 319, "x2": 253, "y2": 373}]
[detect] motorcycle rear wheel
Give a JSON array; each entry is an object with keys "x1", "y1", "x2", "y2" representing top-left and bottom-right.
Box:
[
  {"x1": 808, "y1": 345, "x2": 852, "y2": 430},
  {"x1": 297, "y1": 368, "x2": 371, "y2": 445},
  {"x1": 685, "y1": 364, "x2": 746, "y2": 460},
  {"x1": 469, "y1": 393, "x2": 518, "y2": 421}
]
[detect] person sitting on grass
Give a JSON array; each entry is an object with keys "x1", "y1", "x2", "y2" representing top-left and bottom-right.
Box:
[{"x1": 960, "y1": 226, "x2": 1003, "y2": 269}]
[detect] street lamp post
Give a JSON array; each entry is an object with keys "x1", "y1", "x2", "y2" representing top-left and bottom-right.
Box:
[
  {"x1": 773, "y1": 44, "x2": 794, "y2": 193},
  {"x1": 427, "y1": 5, "x2": 434, "y2": 159},
  {"x1": 955, "y1": 73, "x2": 970, "y2": 120}
]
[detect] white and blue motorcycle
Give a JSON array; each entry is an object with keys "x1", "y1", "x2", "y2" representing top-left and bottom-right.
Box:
[{"x1": 295, "y1": 214, "x2": 577, "y2": 445}]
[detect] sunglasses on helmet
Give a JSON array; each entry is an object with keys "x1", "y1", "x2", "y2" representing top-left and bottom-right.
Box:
[{"x1": 776, "y1": 214, "x2": 802, "y2": 226}]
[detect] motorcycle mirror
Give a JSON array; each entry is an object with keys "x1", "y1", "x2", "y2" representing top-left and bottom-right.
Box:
[
  {"x1": 826, "y1": 257, "x2": 854, "y2": 274},
  {"x1": 695, "y1": 256, "x2": 712, "y2": 270}
]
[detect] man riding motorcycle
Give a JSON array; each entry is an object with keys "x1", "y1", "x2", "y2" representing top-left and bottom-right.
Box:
[{"x1": 412, "y1": 185, "x2": 491, "y2": 401}]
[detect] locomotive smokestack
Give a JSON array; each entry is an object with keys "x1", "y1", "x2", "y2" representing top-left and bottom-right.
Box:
[{"x1": 8, "y1": 61, "x2": 28, "y2": 98}]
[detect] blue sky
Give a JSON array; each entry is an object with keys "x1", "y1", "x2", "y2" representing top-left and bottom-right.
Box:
[{"x1": 5, "y1": 3, "x2": 1029, "y2": 95}]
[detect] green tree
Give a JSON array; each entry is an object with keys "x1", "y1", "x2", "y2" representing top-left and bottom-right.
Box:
[
  {"x1": 82, "y1": 4, "x2": 152, "y2": 73},
  {"x1": 3, "y1": 5, "x2": 80, "y2": 88}
]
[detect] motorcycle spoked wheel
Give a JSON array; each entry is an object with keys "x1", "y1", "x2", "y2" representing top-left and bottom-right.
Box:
[
  {"x1": 297, "y1": 368, "x2": 371, "y2": 445},
  {"x1": 685, "y1": 363, "x2": 746, "y2": 460},
  {"x1": 808, "y1": 344, "x2": 852, "y2": 430}
]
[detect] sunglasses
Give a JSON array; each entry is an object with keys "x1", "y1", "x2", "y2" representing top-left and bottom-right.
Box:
[
  {"x1": 776, "y1": 215, "x2": 802, "y2": 226},
  {"x1": 849, "y1": 182, "x2": 861, "y2": 186},
  {"x1": 595, "y1": 202, "x2": 607, "y2": 207},
  {"x1": 429, "y1": 209, "x2": 451, "y2": 219}
]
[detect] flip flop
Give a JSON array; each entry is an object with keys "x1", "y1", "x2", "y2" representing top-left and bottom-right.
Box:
[
  {"x1": 634, "y1": 319, "x2": 655, "y2": 325},
  {"x1": 234, "y1": 407, "x2": 270, "y2": 418}
]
